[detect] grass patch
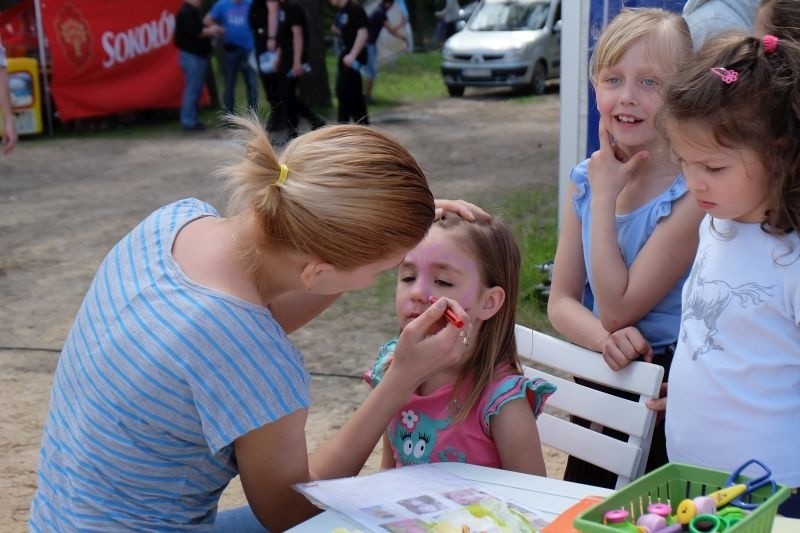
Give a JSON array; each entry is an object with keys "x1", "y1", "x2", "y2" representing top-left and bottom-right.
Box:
[
  {"x1": 325, "y1": 50, "x2": 447, "y2": 115},
  {"x1": 30, "y1": 50, "x2": 446, "y2": 142},
  {"x1": 369, "y1": 52, "x2": 448, "y2": 105},
  {"x1": 468, "y1": 183, "x2": 559, "y2": 334}
]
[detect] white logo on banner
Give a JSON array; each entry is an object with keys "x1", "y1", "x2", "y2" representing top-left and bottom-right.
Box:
[{"x1": 101, "y1": 11, "x2": 175, "y2": 68}]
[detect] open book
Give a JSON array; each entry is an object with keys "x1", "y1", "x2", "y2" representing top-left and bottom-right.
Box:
[{"x1": 294, "y1": 464, "x2": 550, "y2": 532}]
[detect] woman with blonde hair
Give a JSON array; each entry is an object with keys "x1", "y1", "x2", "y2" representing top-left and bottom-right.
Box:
[{"x1": 30, "y1": 116, "x2": 482, "y2": 532}]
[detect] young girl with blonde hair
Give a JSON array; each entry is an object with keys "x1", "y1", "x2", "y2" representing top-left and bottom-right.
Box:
[
  {"x1": 30, "y1": 116, "x2": 483, "y2": 531},
  {"x1": 367, "y1": 216, "x2": 555, "y2": 475},
  {"x1": 548, "y1": 8, "x2": 703, "y2": 488}
]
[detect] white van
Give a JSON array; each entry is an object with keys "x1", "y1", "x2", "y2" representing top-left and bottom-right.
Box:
[{"x1": 441, "y1": 0, "x2": 561, "y2": 96}]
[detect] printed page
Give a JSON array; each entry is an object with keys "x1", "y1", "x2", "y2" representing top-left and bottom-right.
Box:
[{"x1": 294, "y1": 464, "x2": 549, "y2": 532}]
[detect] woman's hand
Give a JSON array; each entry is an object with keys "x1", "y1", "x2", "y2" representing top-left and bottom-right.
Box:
[
  {"x1": 588, "y1": 122, "x2": 648, "y2": 201},
  {"x1": 390, "y1": 296, "x2": 472, "y2": 390},
  {"x1": 434, "y1": 199, "x2": 490, "y2": 222},
  {"x1": 303, "y1": 298, "x2": 471, "y2": 493},
  {"x1": 601, "y1": 326, "x2": 652, "y2": 371}
]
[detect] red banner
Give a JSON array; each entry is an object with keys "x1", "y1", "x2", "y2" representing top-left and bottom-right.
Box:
[
  {"x1": 0, "y1": 0, "x2": 39, "y2": 57},
  {"x1": 41, "y1": 0, "x2": 185, "y2": 120}
]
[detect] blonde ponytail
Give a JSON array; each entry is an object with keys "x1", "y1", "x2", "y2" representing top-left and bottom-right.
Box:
[{"x1": 221, "y1": 113, "x2": 435, "y2": 269}]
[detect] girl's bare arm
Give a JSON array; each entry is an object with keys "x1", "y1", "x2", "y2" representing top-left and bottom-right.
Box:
[
  {"x1": 548, "y1": 184, "x2": 611, "y2": 352},
  {"x1": 589, "y1": 193, "x2": 703, "y2": 332},
  {"x1": 493, "y1": 398, "x2": 546, "y2": 476},
  {"x1": 380, "y1": 432, "x2": 396, "y2": 469}
]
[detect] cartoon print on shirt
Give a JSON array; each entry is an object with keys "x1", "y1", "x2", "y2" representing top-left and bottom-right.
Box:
[
  {"x1": 437, "y1": 446, "x2": 467, "y2": 463},
  {"x1": 681, "y1": 249, "x2": 774, "y2": 359},
  {"x1": 388, "y1": 410, "x2": 450, "y2": 465}
]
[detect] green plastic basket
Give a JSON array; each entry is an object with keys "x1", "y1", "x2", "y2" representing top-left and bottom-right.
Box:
[{"x1": 573, "y1": 463, "x2": 790, "y2": 533}]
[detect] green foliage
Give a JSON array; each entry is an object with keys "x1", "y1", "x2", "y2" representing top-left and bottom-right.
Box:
[
  {"x1": 325, "y1": 50, "x2": 447, "y2": 111},
  {"x1": 468, "y1": 184, "x2": 559, "y2": 334},
  {"x1": 314, "y1": 0, "x2": 444, "y2": 48},
  {"x1": 370, "y1": 52, "x2": 449, "y2": 104}
]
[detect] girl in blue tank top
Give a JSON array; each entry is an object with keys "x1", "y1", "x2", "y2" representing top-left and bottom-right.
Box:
[{"x1": 547, "y1": 8, "x2": 704, "y2": 489}]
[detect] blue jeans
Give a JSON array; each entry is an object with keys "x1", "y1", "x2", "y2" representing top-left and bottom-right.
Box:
[
  {"x1": 222, "y1": 45, "x2": 259, "y2": 114},
  {"x1": 364, "y1": 43, "x2": 378, "y2": 81},
  {"x1": 178, "y1": 50, "x2": 208, "y2": 128},
  {"x1": 213, "y1": 505, "x2": 268, "y2": 532}
]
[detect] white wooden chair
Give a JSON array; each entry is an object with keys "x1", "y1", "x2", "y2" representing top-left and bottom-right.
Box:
[{"x1": 515, "y1": 324, "x2": 664, "y2": 489}]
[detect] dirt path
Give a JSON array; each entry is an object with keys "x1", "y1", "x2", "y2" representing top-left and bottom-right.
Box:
[{"x1": 0, "y1": 91, "x2": 562, "y2": 529}]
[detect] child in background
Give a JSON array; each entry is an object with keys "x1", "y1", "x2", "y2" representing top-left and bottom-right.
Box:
[
  {"x1": 363, "y1": 0, "x2": 406, "y2": 105},
  {"x1": 330, "y1": 0, "x2": 370, "y2": 124},
  {"x1": 660, "y1": 31, "x2": 800, "y2": 518},
  {"x1": 366, "y1": 216, "x2": 555, "y2": 475},
  {"x1": 547, "y1": 8, "x2": 703, "y2": 488}
]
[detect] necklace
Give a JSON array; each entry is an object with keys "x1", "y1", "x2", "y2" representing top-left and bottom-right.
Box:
[{"x1": 224, "y1": 218, "x2": 263, "y2": 303}]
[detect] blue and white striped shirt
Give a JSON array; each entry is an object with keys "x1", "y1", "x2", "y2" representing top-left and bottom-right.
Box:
[{"x1": 30, "y1": 198, "x2": 311, "y2": 531}]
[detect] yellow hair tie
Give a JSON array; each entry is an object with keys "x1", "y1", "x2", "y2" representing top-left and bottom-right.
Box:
[{"x1": 274, "y1": 163, "x2": 289, "y2": 187}]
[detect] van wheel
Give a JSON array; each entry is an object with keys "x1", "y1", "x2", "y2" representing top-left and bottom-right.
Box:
[
  {"x1": 529, "y1": 62, "x2": 546, "y2": 95},
  {"x1": 447, "y1": 85, "x2": 465, "y2": 97}
]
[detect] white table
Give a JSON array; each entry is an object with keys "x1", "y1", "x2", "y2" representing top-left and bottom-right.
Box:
[
  {"x1": 287, "y1": 462, "x2": 613, "y2": 532},
  {"x1": 288, "y1": 463, "x2": 800, "y2": 532}
]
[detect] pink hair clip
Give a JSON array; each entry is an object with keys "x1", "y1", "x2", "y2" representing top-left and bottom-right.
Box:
[
  {"x1": 763, "y1": 34, "x2": 779, "y2": 54},
  {"x1": 710, "y1": 67, "x2": 738, "y2": 84}
]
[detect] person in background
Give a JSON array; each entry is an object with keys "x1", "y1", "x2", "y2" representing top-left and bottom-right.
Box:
[
  {"x1": 205, "y1": 0, "x2": 259, "y2": 114},
  {"x1": 363, "y1": 0, "x2": 406, "y2": 105},
  {"x1": 330, "y1": 0, "x2": 369, "y2": 124},
  {"x1": 273, "y1": 0, "x2": 327, "y2": 141},
  {"x1": 660, "y1": 31, "x2": 800, "y2": 518},
  {"x1": 251, "y1": 0, "x2": 326, "y2": 141},
  {"x1": 175, "y1": 0, "x2": 224, "y2": 132},
  {"x1": 0, "y1": 36, "x2": 18, "y2": 154},
  {"x1": 367, "y1": 216, "x2": 555, "y2": 475},
  {"x1": 547, "y1": 8, "x2": 701, "y2": 489},
  {"x1": 435, "y1": 0, "x2": 461, "y2": 44},
  {"x1": 249, "y1": 0, "x2": 285, "y2": 132},
  {"x1": 28, "y1": 112, "x2": 488, "y2": 532},
  {"x1": 681, "y1": 0, "x2": 759, "y2": 49}
]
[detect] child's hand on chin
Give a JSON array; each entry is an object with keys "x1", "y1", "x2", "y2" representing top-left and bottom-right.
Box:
[{"x1": 589, "y1": 123, "x2": 650, "y2": 199}]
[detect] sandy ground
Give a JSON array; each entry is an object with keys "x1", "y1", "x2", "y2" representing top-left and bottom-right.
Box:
[{"x1": 0, "y1": 90, "x2": 563, "y2": 530}]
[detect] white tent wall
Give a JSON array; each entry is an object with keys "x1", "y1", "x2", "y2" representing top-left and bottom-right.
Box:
[{"x1": 558, "y1": 0, "x2": 590, "y2": 228}]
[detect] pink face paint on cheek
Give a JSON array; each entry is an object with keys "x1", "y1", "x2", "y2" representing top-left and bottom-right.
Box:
[
  {"x1": 418, "y1": 239, "x2": 482, "y2": 304},
  {"x1": 429, "y1": 296, "x2": 464, "y2": 328}
]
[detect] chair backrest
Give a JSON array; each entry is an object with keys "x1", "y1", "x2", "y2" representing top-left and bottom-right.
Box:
[{"x1": 515, "y1": 324, "x2": 664, "y2": 489}]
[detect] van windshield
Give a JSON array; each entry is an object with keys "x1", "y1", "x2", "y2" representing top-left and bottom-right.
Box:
[{"x1": 468, "y1": 1, "x2": 549, "y2": 31}]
